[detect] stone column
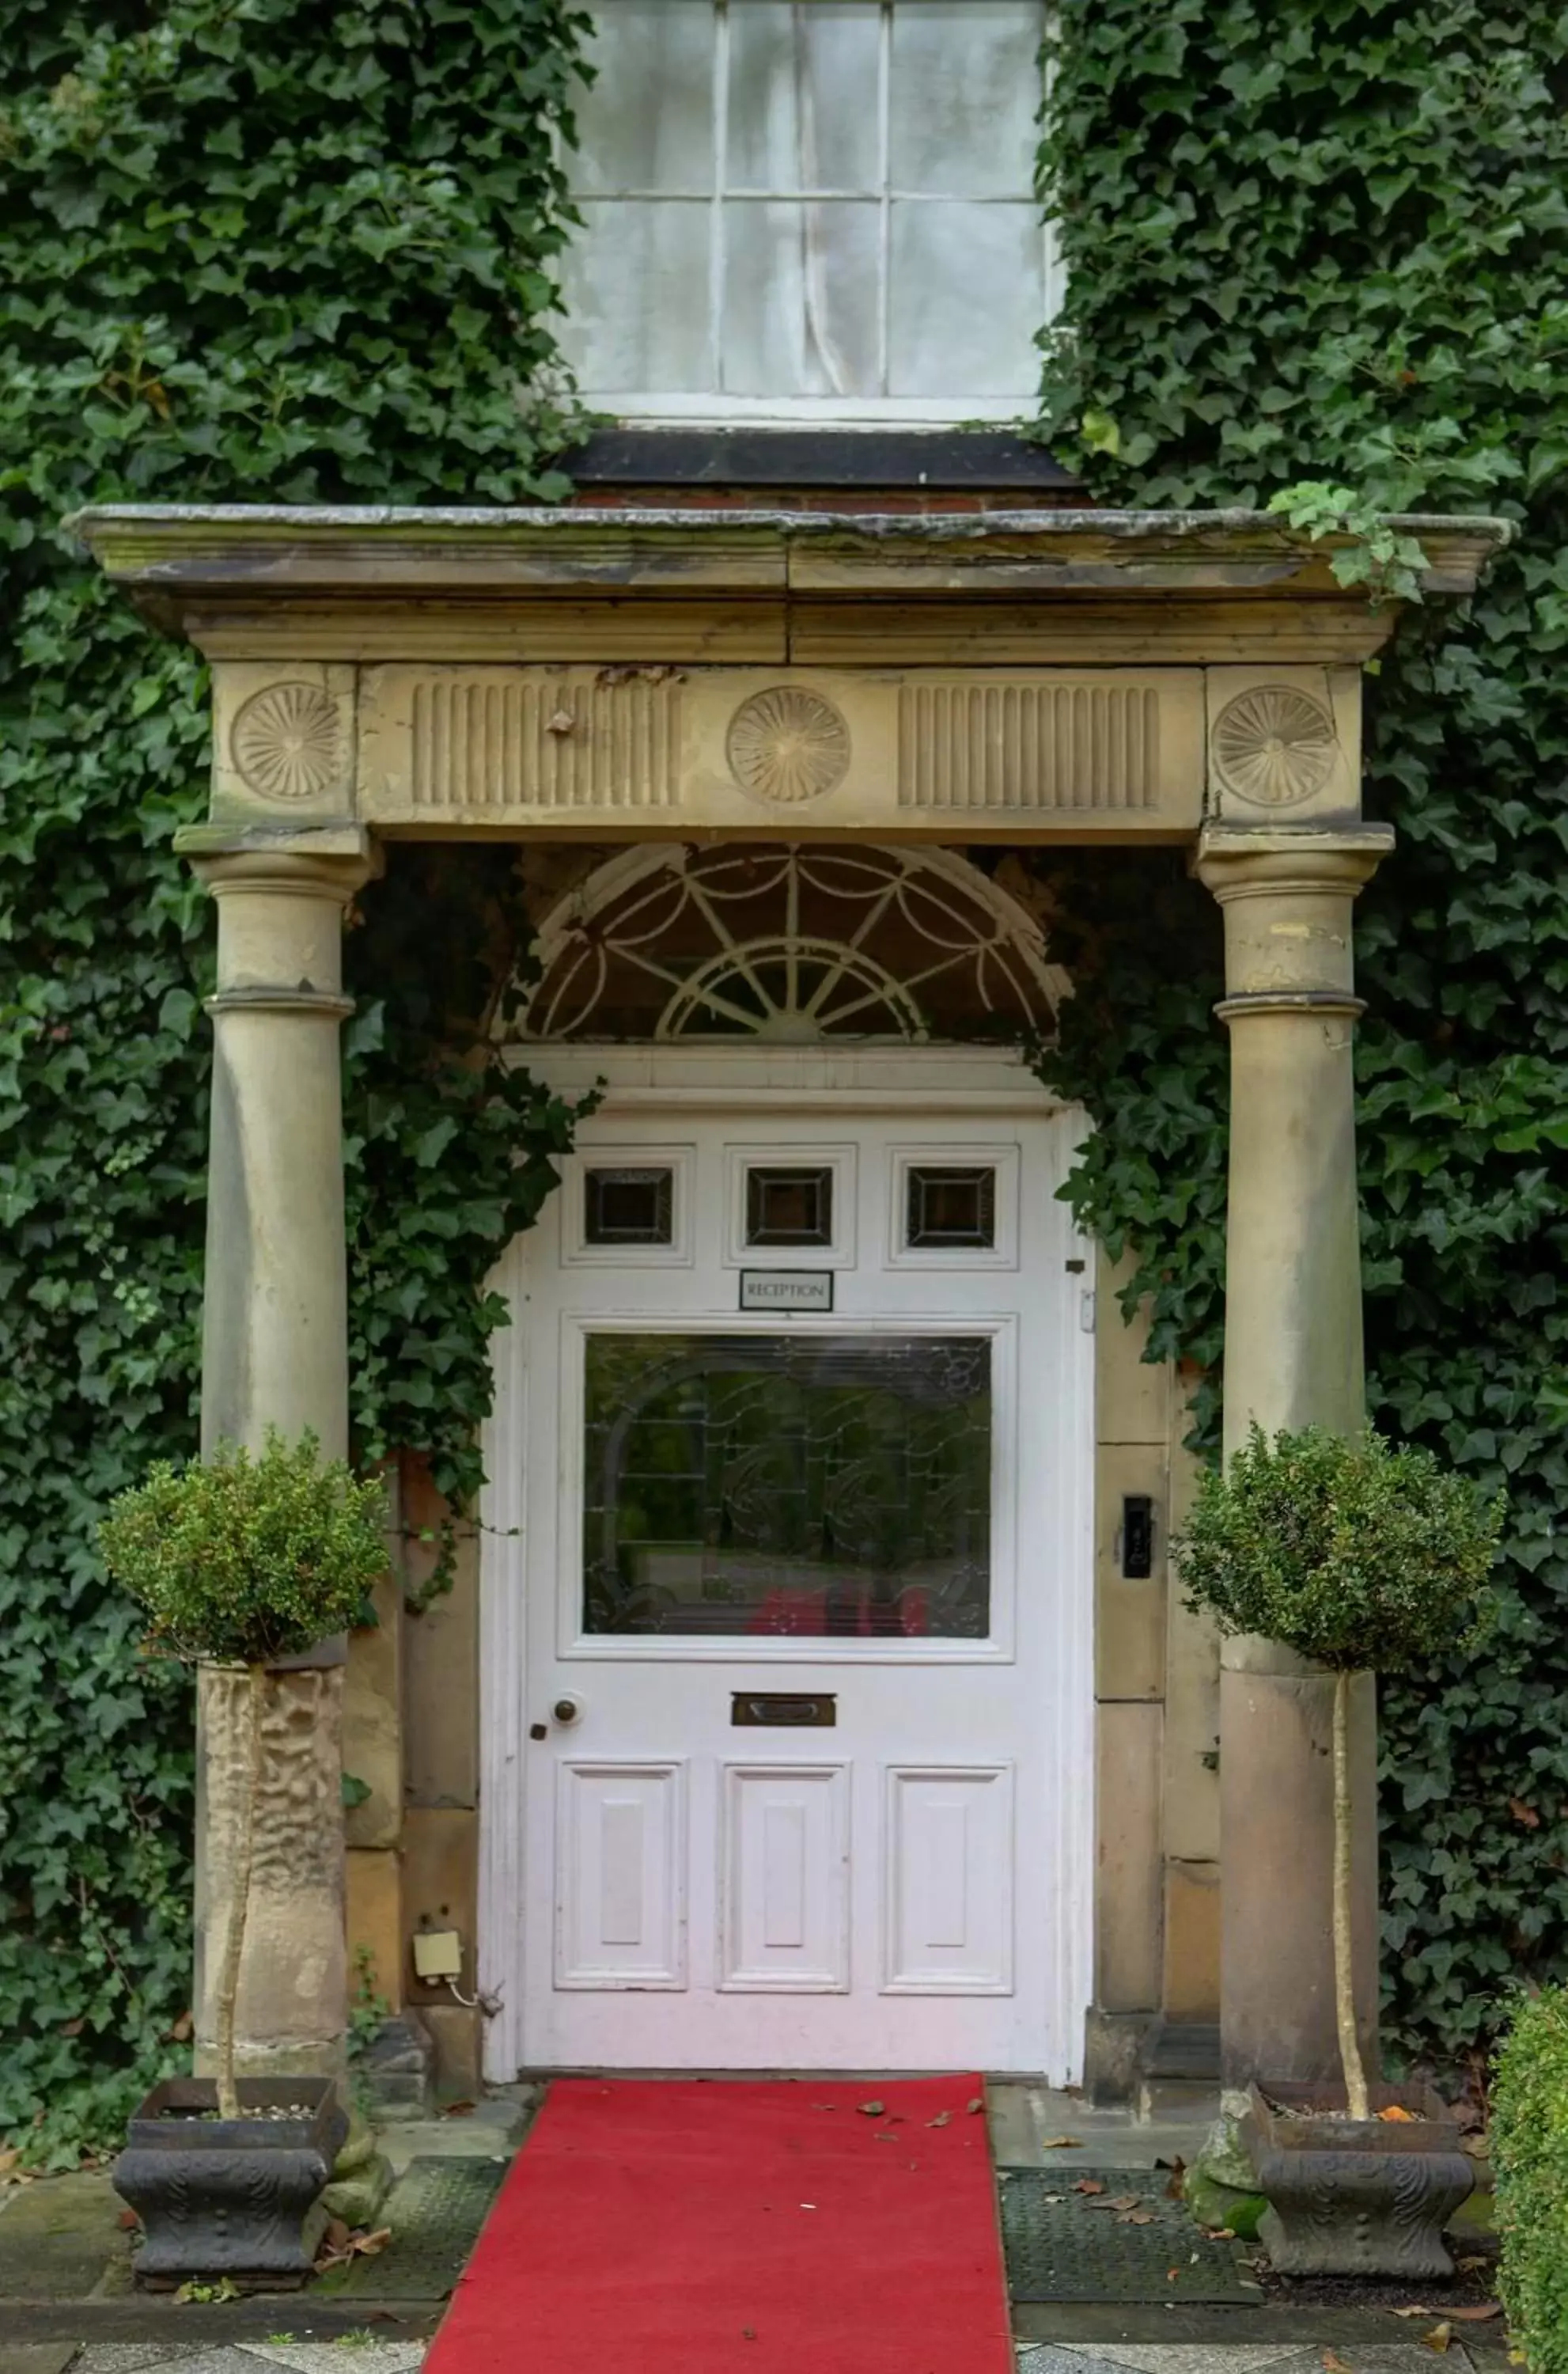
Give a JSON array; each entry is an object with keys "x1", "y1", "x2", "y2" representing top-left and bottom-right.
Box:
[
  {"x1": 180, "y1": 826, "x2": 377, "y2": 2083},
  {"x1": 1195, "y1": 822, "x2": 1392, "y2": 2095}
]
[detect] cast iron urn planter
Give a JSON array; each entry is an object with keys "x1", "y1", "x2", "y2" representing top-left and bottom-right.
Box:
[
  {"x1": 1243, "y1": 2080, "x2": 1475, "y2": 2278},
  {"x1": 114, "y1": 2076, "x2": 348, "y2": 2290}
]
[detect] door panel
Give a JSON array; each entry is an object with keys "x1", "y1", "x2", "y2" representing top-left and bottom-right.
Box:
[
  {"x1": 497, "y1": 1098, "x2": 1093, "y2": 2076},
  {"x1": 554, "y1": 1761, "x2": 687, "y2": 1989},
  {"x1": 883, "y1": 1764, "x2": 1013, "y2": 1993},
  {"x1": 718, "y1": 1762, "x2": 850, "y2": 1991}
]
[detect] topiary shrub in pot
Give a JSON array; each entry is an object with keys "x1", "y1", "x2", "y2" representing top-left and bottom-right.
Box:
[
  {"x1": 1173, "y1": 1422, "x2": 1503, "y2": 2277},
  {"x1": 1493, "y1": 1985, "x2": 1568, "y2": 2372},
  {"x1": 100, "y1": 1429, "x2": 388, "y2": 2290}
]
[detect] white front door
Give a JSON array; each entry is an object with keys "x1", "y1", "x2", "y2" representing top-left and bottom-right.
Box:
[{"x1": 482, "y1": 1066, "x2": 1093, "y2": 2076}]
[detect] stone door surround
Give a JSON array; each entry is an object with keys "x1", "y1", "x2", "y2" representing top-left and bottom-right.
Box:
[{"x1": 71, "y1": 502, "x2": 1508, "y2": 2100}]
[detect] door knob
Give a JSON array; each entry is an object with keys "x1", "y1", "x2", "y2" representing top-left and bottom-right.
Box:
[{"x1": 530, "y1": 1696, "x2": 585, "y2": 1739}]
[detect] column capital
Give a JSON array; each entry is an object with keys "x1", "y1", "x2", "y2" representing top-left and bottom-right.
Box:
[
  {"x1": 175, "y1": 822, "x2": 381, "y2": 904},
  {"x1": 1194, "y1": 821, "x2": 1394, "y2": 904}
]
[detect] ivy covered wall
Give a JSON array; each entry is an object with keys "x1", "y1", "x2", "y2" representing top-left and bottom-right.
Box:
[
  {"x1": 1036, "y1": 0, "x2": 1568, "y2": 2070},
  {"x1": 3, "y1": 0, "x2": 1565, "y2": 2158},
  {"x1": 0, "y1": 0, "x2": 589, "y2": 2161}
]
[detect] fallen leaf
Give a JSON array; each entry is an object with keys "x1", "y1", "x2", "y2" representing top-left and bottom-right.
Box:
[
  {"x1": 1073, "y1": 2178, "x2": 1105, "y2": 2195},
  {"x1": 117, "y1": 2208, "x2": 140, "y2": 2231},
  {"x1": 967, "y1": 2096, "x2": 984, "y2": 2114},
  {"x1": 0, "y1": 2149, "x2": 18, "y2": 2179},
  {"x1": 1162, "y1": 2156, "x2": 1187, "y2": 2199},
  {"x1": 58, "y1": 2017, "x2": 85, "y2": 2037},
  {"x1": 1042, "y1": 2194, "x2": 1064, "y2": 2205},
  {"x1": 1323, "y1": 2354, "x2": 1354, "y2": 2372},
  {"x1": 1395, "y1": 2304, "x2": 1502, "y2": 2324},
  {"x1": 1166, "y1": 2267, "x2": 1180, "y2": 2283},
  {"x1": 1509, "y1": 1796, "x2": 1541, "y2": 1828},
  {"x1": 926, "y1": 2111, "x2": 952, "y2": 2129},
  {"x1": 441, "y1": 2100, "x2": 476, "y2": 2118},
  {"x1": 1119, "y1": 2209, "x2": 1157, "y2": 2225},
  {"x1": 165, "y1": 2010, "x2": 193, "y2": 2042},
  {"x1": 858, "y1": 2100, "x2": 885, "y2": 2117},
  {"x1": 1457, "y1": 2255, "x2": 1489, "y2": 2273},
  {"x1": 1377, "y1": 2103, "x2": 1418, "y2": 2122},
  {"x1": 1040, "y1": 2133, "x2": 1081, "y2": 2148},
  {"x1": 1422, "y1": 2323, "x2": 1452, "y2": 2355}
]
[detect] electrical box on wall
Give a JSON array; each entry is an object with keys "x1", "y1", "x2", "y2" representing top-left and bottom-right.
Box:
[{"x1": 411, "y1": 1928, "x2": 463, "y2": 1982}]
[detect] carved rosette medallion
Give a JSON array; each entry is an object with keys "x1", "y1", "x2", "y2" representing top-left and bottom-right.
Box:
[
  {"x1": 231, "y1": 681, "x2": 344, "y2": 802},
  {"x1": 726, "y1": 686, "x2": 852, "y2": 806},
  {"x1": 1211, "y1": 685, "x2": 1338, "y2": 808}
]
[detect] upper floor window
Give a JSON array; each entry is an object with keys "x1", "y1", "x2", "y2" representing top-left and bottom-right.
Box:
[{"x1": 557, "y1": 0, "x2": 1053, "y2": 426}]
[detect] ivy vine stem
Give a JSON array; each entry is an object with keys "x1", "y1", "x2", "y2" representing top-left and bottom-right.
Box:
[
  {"x1": 1333, "y1": 1666, "x2": 1371, "y2": 2124},
  {"x1": 212, "y1": 1665, "x2": 266, "y2": 2125}
]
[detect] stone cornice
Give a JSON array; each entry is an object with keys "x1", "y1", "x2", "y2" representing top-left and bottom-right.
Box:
[
  {"x1": 66, "y1": 506, "x2": 1511, "y2": 669},
  {"x1": 66, "y1": 502, "x2": 1510, "y2": 603}
]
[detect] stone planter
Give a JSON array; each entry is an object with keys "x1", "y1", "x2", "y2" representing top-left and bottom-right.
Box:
[
  {"x1": 114, "y1": 2076, "x2": 348, "y2": 2290},
  {"x1": 1244, "y1": 2080, "x2": 1475, "y2": 2278}
]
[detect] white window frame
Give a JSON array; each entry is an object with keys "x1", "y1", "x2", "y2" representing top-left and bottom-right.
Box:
[{"x1": 559, "y1": 0, "x2": 1062, "y2": 428}]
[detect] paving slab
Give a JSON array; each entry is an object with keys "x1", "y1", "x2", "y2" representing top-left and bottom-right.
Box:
[
  {"x1": 238, "y1": 2346, "x2": 426, "y2": 2373},
  {"x1": 0, "y1": 2305, "x2": 443, "y2": 2349},
  {"x1": 0, "y1": 2346, "x2": 78, "y2": 2374},
  {"x1": 377, "y1": 2093, "x2": 532, "y2": 2180},
  {"x1": 1017, "y1": 2349, "x2": 1487, "y2": 2374},
  {"x1": 0, "y1": 2174, "x2": 128, "y2": 2300},
  {"x1": 78, "y1": 2356, "x2": 267, "y2": 2374},
  {"x1": 987, "y1": 2085, "x2": 1213, "y2": 2176},
  {"x1": 54, "y1": 2351, "x2": 213, "y2": 2372}
]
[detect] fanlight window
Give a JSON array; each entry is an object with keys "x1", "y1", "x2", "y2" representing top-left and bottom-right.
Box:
[{"x1": 520, "y1": 844, "x2": 1058, "y2": 1044}]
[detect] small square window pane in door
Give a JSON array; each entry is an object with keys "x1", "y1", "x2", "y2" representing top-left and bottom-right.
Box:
[
  {"x1": 557, "y1": 200, "x2": 714, "y2": 394},
  {"x1": 888, "y1": 201, "x2": 1043, "y2": 397},
  {"x1": 726, "y1": 2, "x2": 882, "y2": 193},
  {"x1": 888, "y1": 2, "x2": 1045, "y2": 197},
  {"x1": 907, "y1": 1167, "x2": 996, "y2": 1250},
  {"x1": 722, "y1": 201, "x2": 881, "y2": 399},
  {"x1": 585, "y1": 1166, "x2": 675, "y2": 1247},
  {"x1": 746, "y1": 1165, "x2": 833, "y2": 1246},
  {"x1": 570, "y1": 0, "x2": 716, "y2": 194},
  {"x1": 581, "y1": 1333, "x2": 992, "y2": 1638}
]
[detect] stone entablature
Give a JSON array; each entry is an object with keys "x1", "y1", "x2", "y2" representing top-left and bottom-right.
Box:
[{"x1": 68, "y1": 504, "x2": 1504, "y2": 846}]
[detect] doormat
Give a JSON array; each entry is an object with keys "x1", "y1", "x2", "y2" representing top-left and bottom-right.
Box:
[
  {"x1": 319, "y1": 2157, "x2": 509, "y2": 2300},
  {"x1": 422, "y1": 2077, "x2": 1014, "y2": 2374},
  {"x1": 998, "y1": 2167, "x2": 1261, "y2": 2304}
]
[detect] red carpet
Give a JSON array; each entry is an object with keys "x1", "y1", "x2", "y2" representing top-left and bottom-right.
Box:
[{"x1": 424, "y1": 2076, "x2": 1012, "y2": 2374}]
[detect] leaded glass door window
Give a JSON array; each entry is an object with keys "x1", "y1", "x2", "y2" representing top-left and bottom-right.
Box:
[
  {"x1": 582, "y1": 1332, "x2": 991, "y2": 1638},
  {"x1": 557, "y1": 0, "x2": 1055, "y2": 423}
]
